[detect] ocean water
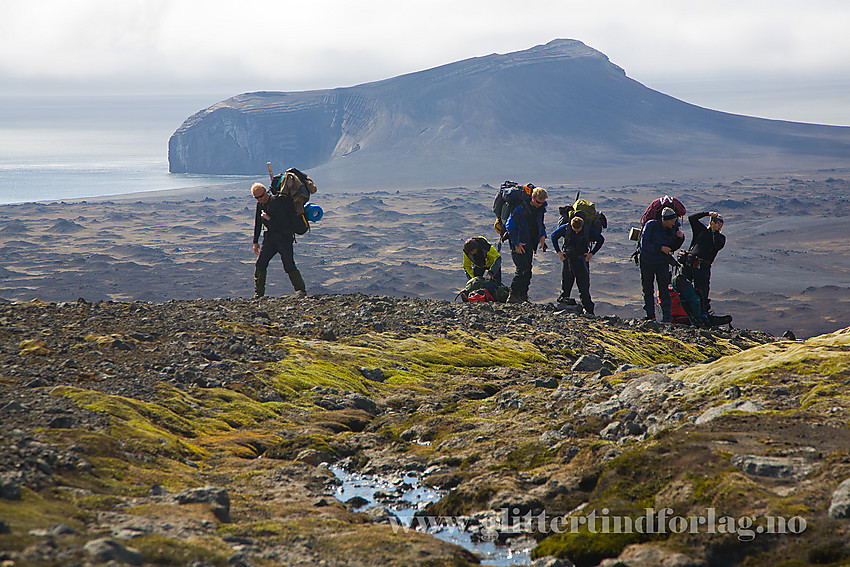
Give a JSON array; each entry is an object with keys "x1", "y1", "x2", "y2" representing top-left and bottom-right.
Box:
[{"x1": 0, "y1": 94, "x2": 256, "y2": 204}]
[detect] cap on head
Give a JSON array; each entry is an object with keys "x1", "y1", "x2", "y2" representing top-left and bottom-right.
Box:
[
  {"x1": 251, "y1": 183, "x2": 267, "y2": 198},
  {"x1": 714, "y1": 214, "x2": 724, "y2": 223},
  {"x1": 661, "y1": 207, "x2": 677, "y2": 221}
]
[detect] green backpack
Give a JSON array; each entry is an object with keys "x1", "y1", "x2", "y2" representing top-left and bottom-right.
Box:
[{"x1": 460, "y1": 277, "x2": 509, "y2": 303}]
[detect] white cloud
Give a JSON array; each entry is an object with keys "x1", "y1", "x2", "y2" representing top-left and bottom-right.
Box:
[{"x1": 2, "y1": 0, "x2": 849, "y2": 99}]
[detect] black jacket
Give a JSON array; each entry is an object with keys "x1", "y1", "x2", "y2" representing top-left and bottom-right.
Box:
[
  {"x1": 688, "y1": 212, "x2": 725, "y2": 264},
  {"x1": 253, "y1": 195, "x2": 296, "y2": 243}
]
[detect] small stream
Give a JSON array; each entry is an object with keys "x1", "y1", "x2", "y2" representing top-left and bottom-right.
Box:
[{"x1": 329, "y1": 464, "x2": 533, "y2": 566}]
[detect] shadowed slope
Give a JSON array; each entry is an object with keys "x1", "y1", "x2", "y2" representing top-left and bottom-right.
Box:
[{"x1": 169, "y1": 39, "x2": 850, "y2": 187}]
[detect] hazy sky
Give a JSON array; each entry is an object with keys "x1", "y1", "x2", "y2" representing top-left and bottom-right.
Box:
[{"x1": 3, "y1": 0, "x2": 850, "y2": 125}]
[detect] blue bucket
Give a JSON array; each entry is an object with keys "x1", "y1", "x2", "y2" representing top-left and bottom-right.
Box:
[{"x1": 305, "y1": 203, "x2": 324, "y2": 222}]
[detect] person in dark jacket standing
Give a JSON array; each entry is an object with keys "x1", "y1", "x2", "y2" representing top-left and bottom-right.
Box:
[
  {"x1": 251, "y1": 182, "x2": 306, "y2": 298},
  {"x1": 551, "y1": 216, "x2": 604, "y2": 315},
  {"x1": 683, "y1": 211, "x2": 725, "y2": 314},
  {"x1": 639, "y1": 207, "x2": 684, "y2": 322},
  {"x1": 505, "y1": 187, "x2": 548, "y2": 303}
]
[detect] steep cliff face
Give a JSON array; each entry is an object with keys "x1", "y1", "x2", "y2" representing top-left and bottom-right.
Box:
[{"x1": 168, "y1": 39, "x2": 850, "y2": 184}]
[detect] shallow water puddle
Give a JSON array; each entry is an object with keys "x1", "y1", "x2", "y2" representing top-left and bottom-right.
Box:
[{"x1": 329, "y1": 464, "x2": 533, "y2": 566}]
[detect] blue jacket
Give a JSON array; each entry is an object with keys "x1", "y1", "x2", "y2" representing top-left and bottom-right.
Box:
[
  {"x1": 639, "y1": 219, "x2": 684, "y2": 266},
  {"x1": 506, "y1": 202, "x2": 546, "y2": 252},
  {"x1": 551, "y1": 224, "x2": 604, "y2": 257}
]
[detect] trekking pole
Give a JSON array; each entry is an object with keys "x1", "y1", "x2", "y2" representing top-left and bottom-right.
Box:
[{"x1": 267, "y1": 162, "x2": 274, "y2": 182}]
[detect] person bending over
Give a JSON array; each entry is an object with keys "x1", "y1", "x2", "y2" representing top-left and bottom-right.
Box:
[
  {"x1": 551, "y1": 216, "x2": 604, "y2": 315},
  {"x1": 462, "y1": 236, "x2": 502, "y2": 283}
]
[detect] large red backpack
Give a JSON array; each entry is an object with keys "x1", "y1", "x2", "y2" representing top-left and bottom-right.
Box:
[{"x1": 641, "y1": 195, "x2": 686, "y2": 227}]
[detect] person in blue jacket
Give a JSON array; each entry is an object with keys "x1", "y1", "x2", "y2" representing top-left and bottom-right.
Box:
[
  {"x1": 638, "y1": 207, "x2": 684, "y2": 322},
  {"x1": 505, "y1": 186, "x2": 548, "y2": 303},
  {"x1": 551, "y1": 216, "x2": 604, "y2": 315}
]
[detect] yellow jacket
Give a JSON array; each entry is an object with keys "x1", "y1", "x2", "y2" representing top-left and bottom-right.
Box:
[{"x1": 463, "y1": 237, "x2": 501, "y2": 279}]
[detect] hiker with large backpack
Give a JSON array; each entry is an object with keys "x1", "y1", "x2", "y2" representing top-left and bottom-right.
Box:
[
  {"x1": 504, "y1": 186, "x2": 548, "y2": 303},
  {"x1": 638, "y1": 207, "x2": 684, "y2": 322},
  {"x1": 679, "y1": 211, "x2": 726, "y2": 316},
  {"x1": 251, "y1": 166, "x2": 317, "y2": 298},
  {"x1": 551, "y1": 215, "x2": 604, "y2": 315},
  {"x1": 630, "y1": 195, "x2": 686, "y2": 264},
  {"x1": 554, "y1": 192, "x2": 607, "y2": 304}
]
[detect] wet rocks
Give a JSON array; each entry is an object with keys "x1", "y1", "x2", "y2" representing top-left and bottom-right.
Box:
[{"x1": 828, "y1": 478, "x2": 850, "y2": 519}]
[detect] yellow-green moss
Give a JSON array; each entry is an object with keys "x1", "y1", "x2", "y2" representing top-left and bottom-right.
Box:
[
  {"x1": 495, "y1": 442, "x2": 557, "y2": 471},
  {"x1": 675, "y1": 327, "x2": 850, "y2": 394},
  {"x1": 19, "y1": 339, "x2": 51, "y2": 355},
  {"x1": 0, "y1": 487, "x2": 89, "y2": 533},
  {"x1": 130, "y1": 534, "x2": 231, "y2": 567},
  {"x1": 596, "y1": 329, "x2": 721, "y2": 367},
  {"x1": 533, "y1": 527, "x2": 657, "y2": 567},
  {"x1": 53, "y1": 386, "x2": 208, "y2": 460},
  {"x1": 265, "y1": 332, "x2": 546, "y2": 399}
]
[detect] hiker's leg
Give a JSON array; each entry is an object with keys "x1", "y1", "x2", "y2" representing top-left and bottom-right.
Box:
[
  {"x1": 692, "y1": 267, "x2": 711, "y2": 313},
  {"x1": 640, "y1": 262, "x2": 656, "y2": 319},
  {"x1": 288, "y1": 269, "x2": 306, "y2": 293},
  {"x1": 254, "y1": 235, "x2": 278, "y2": 297},
  {"x1": 510, "y1": 250, "x2": 532, "y2": 298},
  {"x1": 253, "y1": 266, "x2": 267, "y2": 298},
  {"x1": 657, "y1": 266, "x2": 673, "y2": 322},
  {"x1": 279, "y1": 235, "x2": 305, "y2": 293},
  {"x1": 572, "y1": 257, "x2": 593, "y2": 314},
  {"x1": 559, "y1": 259, "x2": 574, "y2": 301}
]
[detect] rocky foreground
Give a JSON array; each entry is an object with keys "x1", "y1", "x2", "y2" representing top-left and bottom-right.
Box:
[{"x1": 1, "y1": 294, "x2": 849, "y2": 566}]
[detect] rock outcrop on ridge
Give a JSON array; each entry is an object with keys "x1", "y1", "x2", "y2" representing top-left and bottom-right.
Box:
[
  {"x1": 168, "y1": 39, "x2": 850, "y2": 187},
  {"x1": 2, "y1": 294, "x2": 850, "y2": 566}
]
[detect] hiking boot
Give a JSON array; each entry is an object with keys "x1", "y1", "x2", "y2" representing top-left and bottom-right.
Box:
[
  {"x1": 556, "y1": 295, "x2": 576, "y2": 305},
  {"x1": 643, "y1": 315, "x2": 656, "y2": 321},
  {"x1": 707, "y1": 313, "x2": 733, "y2": 326},
  {"x1": 507, "y1": 291, "x2": 523, "y2": 304},
  {"x1": 292, "y1": 290, "x2": 307, "y2": 299}
]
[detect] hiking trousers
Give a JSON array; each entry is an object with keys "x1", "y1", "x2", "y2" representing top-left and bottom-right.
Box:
[
  {"x1": 560, "y1": 258, "x2": 592, "y2": 299},
  {"x1": 683, "y1": 264, "x2": 712, "y2": 313},
  {"x1": 565, "y1": 256, "x2": 594, "y2": 314},
  {"x1": 640, "y1": 261, "x2": 672, "y2": 321},
  {"x1": 510, "y1": 249, "x2": 533, "y2": 299},
  {"x1": 255, "y1": 231, "x2": 304, "y2": 296}
]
